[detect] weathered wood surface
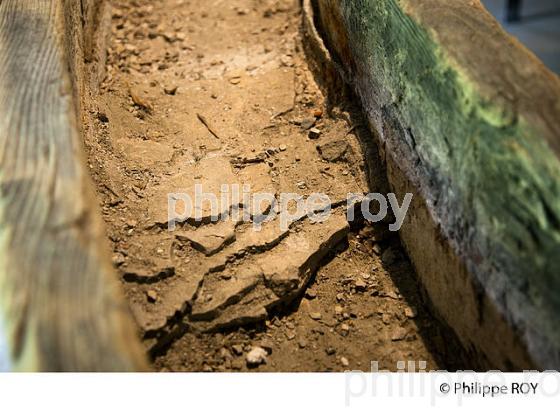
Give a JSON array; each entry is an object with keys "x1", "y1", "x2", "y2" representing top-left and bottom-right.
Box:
[
  {"x1": 311, "y1": 0, "x2": 560, "y2": 369},
  {"x1": 0, "y1": 0, "x2": 147, "y2": 371}
]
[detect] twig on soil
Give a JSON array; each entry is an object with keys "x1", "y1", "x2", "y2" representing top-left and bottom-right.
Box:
[
  {"x1": 196, "y1": 113, "x2": 221, "y2": 139},
  {"x1": 271, "y1": 106, "x2": 294, "y2": 120},
  {"x1": 101, "y1": 183, "x2": 123, "y2": 206},
  {"x1": 320, "y1": 169, "x2": 336, "y2": 179}
]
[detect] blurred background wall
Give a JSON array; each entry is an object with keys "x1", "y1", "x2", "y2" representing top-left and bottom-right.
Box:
[{"x1": 482, "y1": 0, "x2": 560, "y2": 73}]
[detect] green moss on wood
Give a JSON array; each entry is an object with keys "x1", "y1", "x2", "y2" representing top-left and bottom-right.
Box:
[{"x1": 331, "y1": 0, "x2": 560, "y2": 362}]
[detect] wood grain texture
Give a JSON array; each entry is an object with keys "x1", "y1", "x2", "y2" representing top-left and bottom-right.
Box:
[
  {"x1": 0, "y1": 0, "x2": 147, "y2": 371},
  {"x1": 312, "y1": 0, "x2": 560, "y2": 369}
]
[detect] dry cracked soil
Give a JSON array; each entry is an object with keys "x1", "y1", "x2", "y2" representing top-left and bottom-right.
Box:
[{"x1": 83, "y1": 0, "x2": 468, "y2": 372}]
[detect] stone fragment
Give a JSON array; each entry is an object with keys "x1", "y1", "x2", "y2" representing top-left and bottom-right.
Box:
[
  {"x1": 317, "y1": 140, "x2": 349, "y2": 162},
  {"x1": 391, "y1": 327, "x2": 408, "y2": 341},
  {"x1": 309, "y1": 311, "x2": 322, "y2": 321},
  {"x1": 354, "y1": 278, "x2": 368, "y2": 291},
  {"x1": 112, "y1": 253, "x2": 126, "y2": 267},
  {"x1": 385, "y1": 290, "x2": 399, "y2": 300},
  {"x1": 259, "y1": 341, "x2": 274, "y2": 354},
  {"x1": 305, "y1": 288, "x2": 317, "y2": 299},
  {"x1": 382, "y1": 313, "x2": 391, "y2": 325},
  {"x1": 232, "y1": 345, "x2": 244, "y2": 356},
  {"x1": 308, "y1": 127, "x2": 322, "y2": 139},
  {"x1": 404, "y1": 307, "x2": 418, "y2": 319},
  {"x1": 164, "y1": 85, "x2": 178, "y2": 95},
  {"x1": 129, "y1": 85, "x2": 153, "y2": 111},
  {"x1": 300, "y1": 117, "x2": 316, "y2": 130},
  {"x1": 148, "y1": 156, "x2": 238, "y2": 225},
  {"x1": 176, "y1": 221, "x2": 237, "y2": 256},
  {"x1": 246, "y1": 347, "x2": 268, "y2": 367},
  {"x1": 146, "y1": 290, "x2": 158, "y2": 303}
]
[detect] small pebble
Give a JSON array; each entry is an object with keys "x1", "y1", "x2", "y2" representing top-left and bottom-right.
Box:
[
  {"x1": 382, "y1": 313, "x2": 391, "y2": 325},
  {"x1": 309, "y1": 311, "x2": 322, "y2": 321},
  {"x1": 246, "y1": 347, "x2": 268, "y2": 367},
  {"x1": 164, "y1": 85, "x2": 178, "y2": 95},
  {"x1": 111, "y1": 253, "x2": 126, "y2": 267},
  {"x1": 305, "y1": 288, "x2": 317, "y2": 299},
  {"x1": 391, "y1": 327, "x2": 408, "y2": 341},
  {"x1": 386, "y1": 290, "x2": 399, "y2": 300},
  {"x1": 300, "y1": 117, "x2": 316, "y2": 130},
  {"x1": 354, "y1": 279, "x2": 368, "y2": 291},
  {"x1": 231, "y1": 344, "x2": 244, "y2": 356},
  {"x1": 404, "y1": 307, "x2": 418, "y2": 319},
  {"x1": 308, "y1": 127, "x2": 322, "y2": 139},
  {"x1": 285, "y1": 330, "x2": 296, "y2": 340},
  {"x1": 146, "y1": 290, "x2": 158, "y2": 303},
  {"x1": 260, "y1": 341, "x2": 274, "y2": 354}
]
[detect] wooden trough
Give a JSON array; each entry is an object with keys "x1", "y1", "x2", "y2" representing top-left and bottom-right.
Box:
[
  {"x1": 0, "y1": 0, "x2": 146, "y2": 371},
  {"x1": 1, "y1": 0, "x2": 559, "y2": 371},
  {"x1": 305, "y1": 0, "x2": 560, "y2": 369}
]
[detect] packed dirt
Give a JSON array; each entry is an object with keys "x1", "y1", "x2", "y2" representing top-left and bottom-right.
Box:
[{"x1": 82, "y1": 0, "x2": 469, "y2": 371}]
